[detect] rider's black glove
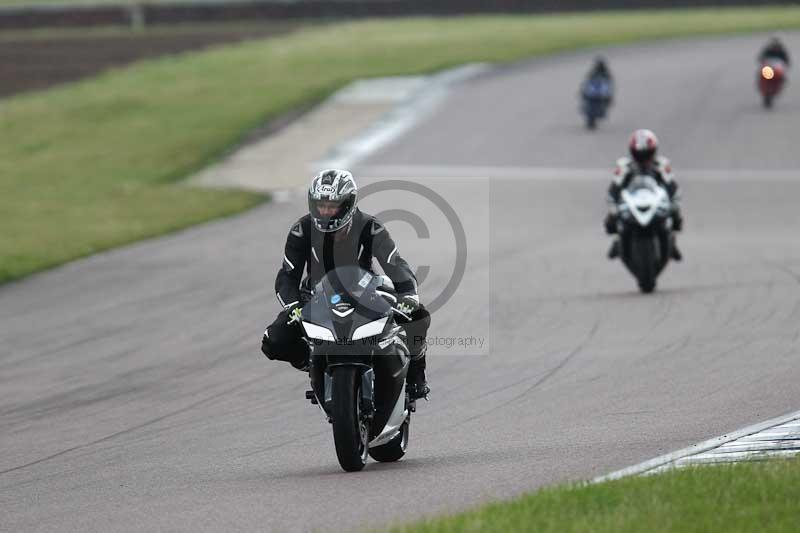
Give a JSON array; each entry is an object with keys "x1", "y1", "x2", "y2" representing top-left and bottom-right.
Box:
[
  {"x1": 284, "y1": 302, "x2": 302, "y2": 325},
  {"x1": 396, "y1": 294, "x2": 420, "y2": 319}
]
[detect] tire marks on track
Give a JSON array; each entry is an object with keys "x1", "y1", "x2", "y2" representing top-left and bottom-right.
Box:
[
  {"x1": 0, "y1": 376, "x2": 264, "y2": 477},
  {"x1": 441, "y1": 320, "x2": 600, "y2": 431}
]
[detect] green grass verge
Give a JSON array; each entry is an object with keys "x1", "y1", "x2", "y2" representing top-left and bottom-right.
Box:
[
  {"x1": 3, "y1": 7, "x2": 800, "y2": 284},
  {"x1": 390, "y1": 459, "x2": 800, "y2": 533}
]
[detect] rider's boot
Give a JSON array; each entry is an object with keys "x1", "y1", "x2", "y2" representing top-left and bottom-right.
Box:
[
  {"x1": 607, "y1": 238, "x2": 621, "y2": 260},
  {"x1": 669, "y1": 207, "x2": 683, "y2": 261},
  {"x1": 605, "y1": 212, "x2": 621, "y2": 260},
  {"x1": 406, "y1": 345, "x2": 429, "y2": 400},
  {"x1": 672, "y1": 208, "x2": 684, "y2": 232},
  {"x1": 670, "y1": 234, "x2": 683, "y2": 262}
]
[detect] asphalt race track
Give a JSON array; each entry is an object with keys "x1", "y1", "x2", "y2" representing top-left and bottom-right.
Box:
[{"x1": 2, "y1": 33, "x2": 800, "y2": 531}]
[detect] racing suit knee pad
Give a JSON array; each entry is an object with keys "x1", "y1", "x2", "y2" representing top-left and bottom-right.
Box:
[{"x1": 261, "y1": 333, "x2": 277, "y2": 360}]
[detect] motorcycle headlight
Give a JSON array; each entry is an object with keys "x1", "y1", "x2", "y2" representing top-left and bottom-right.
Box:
[
  {"x1": 302, "y1": 321, "x2": 336, "y2": 342},
  {"x1": 352, "y1": 317, "x2": 388, "y2": 341}
]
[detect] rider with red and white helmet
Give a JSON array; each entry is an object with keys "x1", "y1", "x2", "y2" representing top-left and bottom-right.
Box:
[{"x1": 604, "y1": 129, "x2": 683, "y2": 260}]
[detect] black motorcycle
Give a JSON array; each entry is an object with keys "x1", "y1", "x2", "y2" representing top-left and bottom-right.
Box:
[
  {"x1": 300, "y1": 266, "x2": 414, "y2": 472},
  {"x1": 615, "y1": 175, "x2": 674, "y2": 293}
]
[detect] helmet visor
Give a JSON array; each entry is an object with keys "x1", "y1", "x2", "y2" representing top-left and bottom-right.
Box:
[
  {"x1": 309, "y1": 196, "x2": 355, "y2": 232},
  {"x1": 631, "y1": 148, "x2": 656, "y2": 165}
]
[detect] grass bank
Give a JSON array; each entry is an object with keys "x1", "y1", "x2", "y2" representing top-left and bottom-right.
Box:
[
  {"x1": 391, "y1": 459, "x2": 800, "y2": 533},
  {"x1": 3, "y1": 7, "x2": 800, "y2": 283}
]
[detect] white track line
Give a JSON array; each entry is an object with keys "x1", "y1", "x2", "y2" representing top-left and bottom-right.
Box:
[
  {"x1": 594, "y1": 408, "x2": 800, "y2": 482},
  {"x1": 316, "y1": 64, "x2": 490, "y2": 171}
]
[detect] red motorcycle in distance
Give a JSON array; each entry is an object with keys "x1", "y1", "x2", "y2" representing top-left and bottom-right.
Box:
[{"x1": 758, "y1": 60, "x2": 786, "y2": 108}]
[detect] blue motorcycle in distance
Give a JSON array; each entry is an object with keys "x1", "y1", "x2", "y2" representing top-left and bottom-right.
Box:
[{"x1": 581, "y1": 76, "x2": 613, "y2": 130}]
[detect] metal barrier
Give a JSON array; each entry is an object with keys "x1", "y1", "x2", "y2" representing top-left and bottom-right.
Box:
[{"x1": 1, "y1": 0, "x2": 797, "y2": 30}]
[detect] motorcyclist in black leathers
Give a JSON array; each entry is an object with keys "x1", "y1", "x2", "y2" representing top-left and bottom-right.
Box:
[
  {"x1": 261, "y1": 169, "x2": 431, "y2": 400},
  {"x1": 587, "y1": 57, "x2": 613, "y2": 85},
  {"x1": 605, "y1": 129, "x2": 683, "y2": 261},
  {"x1": 582, "y1": 56, "x2": 614, "y2": 104},
  {"x1": 759, "y1": 37, "x2": 791, "y2": 66}
]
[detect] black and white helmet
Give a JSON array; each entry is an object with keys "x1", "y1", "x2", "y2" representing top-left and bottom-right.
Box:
[{"x1": 308, "y1": 169, "x2": 358, "y2": 232}]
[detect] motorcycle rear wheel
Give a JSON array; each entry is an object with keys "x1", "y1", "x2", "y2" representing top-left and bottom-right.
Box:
[{"x1": 331, "y1": 366, "x2": 369, "y2": 472}]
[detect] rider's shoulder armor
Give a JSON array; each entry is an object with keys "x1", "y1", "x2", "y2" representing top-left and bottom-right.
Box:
[
  {"x1": 287, "y1": 215, "x2": 312, "y2": 242},
  {"x1": 613, "y1": 156, "x2": 633, "y2": 186},
  {"x1": 654, "y1": 156, "x2": 675, "y2": 182}
]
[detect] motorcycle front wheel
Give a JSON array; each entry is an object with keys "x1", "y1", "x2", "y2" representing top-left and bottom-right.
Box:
[
  {"x1": 632, "y1": 236, "x2": 658, "y2": 294},
  {"x1": 331, "y1": 366, "x2": 369, "y2": 472}
]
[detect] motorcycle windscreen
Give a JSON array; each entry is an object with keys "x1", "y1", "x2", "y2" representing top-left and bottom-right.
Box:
[
  {"x1": 305, "y1": 266, "x2": 392, "y2": 341},
  {"x1": 621, "y1": 175, "x2": 669, "y2": 228}
]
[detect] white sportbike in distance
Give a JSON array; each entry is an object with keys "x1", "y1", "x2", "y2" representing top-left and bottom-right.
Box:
[{"x1": 615, "y1": 174, "x2": 676, "y2": 293}]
